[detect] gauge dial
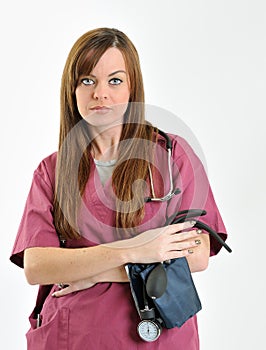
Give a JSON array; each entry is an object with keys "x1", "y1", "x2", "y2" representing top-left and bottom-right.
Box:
[{"x1": 137, "y1": 320, "x2": 161, "y2": 342}]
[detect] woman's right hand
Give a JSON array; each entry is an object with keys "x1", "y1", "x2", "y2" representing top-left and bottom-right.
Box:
[{"x1": 105, "y1": 221, "x2": 201, "y2": 264}]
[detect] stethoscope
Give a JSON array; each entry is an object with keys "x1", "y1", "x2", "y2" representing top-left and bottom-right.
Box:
[
  {"x1": 146, "y1": 128, "x2": 232, "y2": 253},
  {"x1": 145, "y1": 129, "x2": 181, "y2": 202},
  {"x1": 127, "y1": 130, "x2": 232, "y2": 342}
]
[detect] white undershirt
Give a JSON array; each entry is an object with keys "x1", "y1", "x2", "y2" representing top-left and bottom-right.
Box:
[{"x1": 94, "y1": 159, "x2": 117, "y2": 186}]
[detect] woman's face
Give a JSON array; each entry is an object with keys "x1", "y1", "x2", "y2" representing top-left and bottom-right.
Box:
[{"x1": 75, "y1": 47, "x2": 130, "y2": 129}]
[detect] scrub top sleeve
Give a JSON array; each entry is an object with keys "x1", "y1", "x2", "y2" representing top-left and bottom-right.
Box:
[
  {"x1": 170, "y1": 135, "x2": 228, "y2": 256},
  {"x1": 10, "y1": 160, "x2": 60, "y2": 269}
]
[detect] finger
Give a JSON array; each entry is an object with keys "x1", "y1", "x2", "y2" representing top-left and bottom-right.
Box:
[
  {"x1": 166, "y1": 248, "x2": 197, "y2": 260},
  {"x1": 52, "y1": 285, "x2": 74, "y2": 298},
  {"x1": 171, "y1": 238, "x2": 201, "y2": 251},
  {"x1": 170, "y1": 229, "x2": 201, "y2": 242},
  {"x1": 165, "y1": 220, "x2": 197, "y2": 234}
]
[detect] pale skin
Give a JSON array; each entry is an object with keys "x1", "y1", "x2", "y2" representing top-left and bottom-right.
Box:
[{"x1": 24, "y1": 48, "x2": 210, "y2": 297}]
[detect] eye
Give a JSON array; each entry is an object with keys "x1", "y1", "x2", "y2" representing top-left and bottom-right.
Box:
[
  {"x1": 81, "y1": 78, "x2": 95, "y2": 86},
  {"x1": 109, "y1": 78, "x2": 123, "y2": 85}
]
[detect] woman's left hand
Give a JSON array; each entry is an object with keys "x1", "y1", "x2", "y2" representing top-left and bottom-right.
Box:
[{"x1": 52, "y1": 278, "x2": 96, "y2": 298}]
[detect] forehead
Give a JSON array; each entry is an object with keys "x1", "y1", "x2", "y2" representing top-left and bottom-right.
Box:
[{"x1": 90, "y1": 47, "x2": 126, "y2": 75}]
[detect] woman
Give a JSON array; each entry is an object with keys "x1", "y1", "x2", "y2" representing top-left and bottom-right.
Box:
[{"x1": 10, "y1": 28, "x2": 227, "y2": 349}]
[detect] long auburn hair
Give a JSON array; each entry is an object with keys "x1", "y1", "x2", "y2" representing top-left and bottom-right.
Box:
[{"x1": 53, "y1": 28, "x2": 156, "y2": 240}]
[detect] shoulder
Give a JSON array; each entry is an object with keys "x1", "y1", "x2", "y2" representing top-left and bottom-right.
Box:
[
  {"x1": 34, "y1": 152, "x2": 57, "y2": 190},
  {"x1": 157, "y1": 131, "x2": 195, "y2": 159}
]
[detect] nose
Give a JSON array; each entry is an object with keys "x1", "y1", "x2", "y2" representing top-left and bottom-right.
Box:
[{"x1": 92, "y1": 82, "x2": 108, "y2": 101}]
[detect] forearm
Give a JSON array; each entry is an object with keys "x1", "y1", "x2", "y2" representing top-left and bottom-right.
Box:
[
  {"x1": 24, "y1": 222, "x2": 202, "y2": 285},
  {"x1": 24, "y1": 245, "x2": 129, "y2": 285},
  {"x1": 91, "y1": 265, "x2": 129, "y2": 283}
]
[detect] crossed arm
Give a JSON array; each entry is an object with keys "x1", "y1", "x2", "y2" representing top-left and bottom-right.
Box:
[{"x1": 24, "y1": 221, "x2": 210, "y2": 297}]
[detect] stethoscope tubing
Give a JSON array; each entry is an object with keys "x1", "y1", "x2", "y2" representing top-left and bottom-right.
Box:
[
  {"x1": 170, "y1": 210, "x2": 232, "y2": 253},
  {"x1": 145, "y1": 129, "x2": 179, "y2": 202}
]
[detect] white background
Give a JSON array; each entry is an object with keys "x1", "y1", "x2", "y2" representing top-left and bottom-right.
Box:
[{"x1": 1, "y1": 0, "x2": 265, "y2": 349}]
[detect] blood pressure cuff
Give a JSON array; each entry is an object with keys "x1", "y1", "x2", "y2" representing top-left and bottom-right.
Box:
[{"x1": 127, "y1": 257, "x2": 202, "y2": 329}]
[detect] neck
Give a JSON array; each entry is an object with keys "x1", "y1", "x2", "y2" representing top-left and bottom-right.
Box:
[{"x1": 89, "y1": 124, "x2": 122, "y2": 161}]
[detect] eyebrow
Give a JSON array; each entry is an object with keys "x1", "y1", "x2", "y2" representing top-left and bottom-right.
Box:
[{"x1": 89, "y1": 70, "x2": 127, "y2": 78}]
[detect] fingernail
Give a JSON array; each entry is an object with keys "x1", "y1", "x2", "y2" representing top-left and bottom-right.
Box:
[
  {"x1": 52, "y1": 293, "x2": 56, "y2": 297},
  {"x1": 196, "y1": 229, "x2": 202, "y2": 234},
  {"x1": 195, "y1": 239, "x2": 201, "y2": 245},
  {"x1": 188, "y1": 249, "x2": 194, "y2": 254},
  {"x1": 189, "y1": 220, "x2": 196, "y2": 226}
]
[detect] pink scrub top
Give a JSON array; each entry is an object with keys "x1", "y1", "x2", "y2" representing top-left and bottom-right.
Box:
[{"x1": 10, "y1": 134, "x2": 227, "y2": 350}]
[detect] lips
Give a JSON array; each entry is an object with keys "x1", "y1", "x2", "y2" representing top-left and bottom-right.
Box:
[{"x1": 90, "y1": 106, "x2": 111, "y2": 111}]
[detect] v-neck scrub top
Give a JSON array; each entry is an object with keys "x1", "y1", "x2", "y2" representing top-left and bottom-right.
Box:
[{"x1": 10, "y1": 133, "x2": 227, "y2": 350}]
